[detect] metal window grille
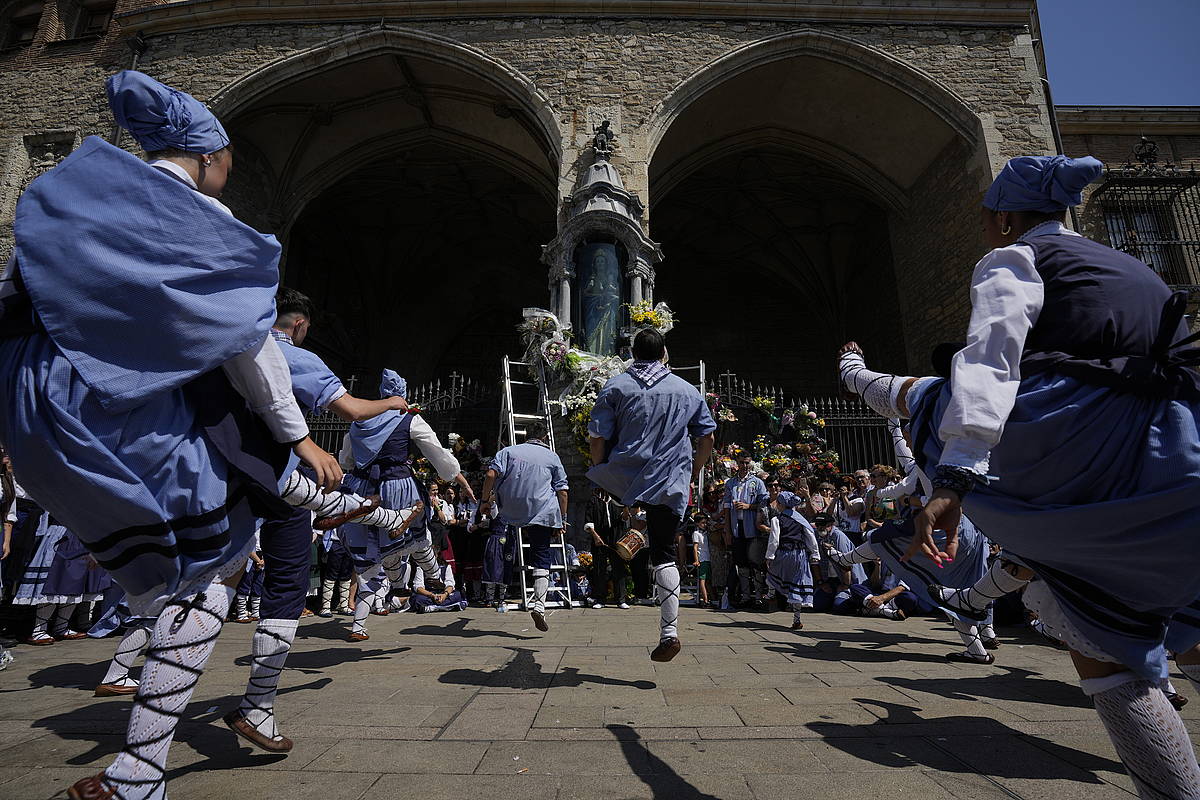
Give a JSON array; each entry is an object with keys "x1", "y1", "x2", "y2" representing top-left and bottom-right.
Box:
[{"x1": 1093, "y1": 140, "x2": 1200, "y2": 290}]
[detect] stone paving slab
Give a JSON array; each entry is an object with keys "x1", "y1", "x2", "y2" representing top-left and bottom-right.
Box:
[{"x1": 0, "y1": 604, "x2": 1183, "y2": 798}]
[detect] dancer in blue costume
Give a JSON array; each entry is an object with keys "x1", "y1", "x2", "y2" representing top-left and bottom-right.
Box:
[
  {"x1": 0, "y1": 71, "x2": 347, "y2": 800},
  {"x1": 764, "y1": 491, "x2": 821, "y2": 630},
  {"x1": 225, "y1": 287, "x2": 424, "y2": 754},
  {"x1": 587, "y1": 328, "x2": 716, "y2": 661},
  {"x1": 828, "y1": 418, "x2": 996, "y2": 662},
  {"x1": 341, "y1": 369, "x2": 474, "y2": 641},
  {"x1": 838, "y1": 155, "x2": 1200, "y2": 798}
]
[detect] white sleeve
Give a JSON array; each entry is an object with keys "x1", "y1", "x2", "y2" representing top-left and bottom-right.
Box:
[
  {"x1": 221, "y1": 335, "x2": 309, "y2": 444},
  {"x1": 765, "y1": 516, "x2": 781, "y2": 561},
  {"x1": 337, "y1": 433, "x2": 355, "y2": 471},
  {"x1": 802, "y1": 525, "x2": 821, "y2": 563},
  {"x1": 443, "y1": 565, "x2": 455, "y2": 590},
  {"x1": 876, "y1": 472, "x2": 918, "y2": 501},
  {"x1": 938, "y1": 245, "x2": 1044, "y2": 475},
  {"x1": 411, "y1": 568, "x2": 424, "y2": 592},
  {"x1": 408, "y1": 416, "x2": 462, "y2": 481}
]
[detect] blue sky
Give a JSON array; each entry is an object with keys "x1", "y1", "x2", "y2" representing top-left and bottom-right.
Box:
[{"x1": 1038, "y1": 0, "x2": 1200, "y2": 106}]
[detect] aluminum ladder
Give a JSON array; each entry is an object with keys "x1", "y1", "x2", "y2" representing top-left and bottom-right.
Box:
[{"x1": 499, "y1": 355, "x2": 573, "y2": 612}]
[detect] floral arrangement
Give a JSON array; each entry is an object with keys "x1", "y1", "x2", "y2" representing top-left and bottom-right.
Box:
[
  {"x1": 750, "y1": 396, "x2": 775, "y2": 413},
  {"x1": 550, "y1": 392, "x2": 600, "y2": 463},
  {"x1": 706, "y1": 392, "x2": 737, "y2": 423},
  {"x1": 627, "y1": 300, "x2": 676, "y2": 334},
  {"x1": 542, "y1": 338, "x2": 570, "y2": 367},
  {"x1": 577, "y1": 551, "x2": 593, "y2": 569}
]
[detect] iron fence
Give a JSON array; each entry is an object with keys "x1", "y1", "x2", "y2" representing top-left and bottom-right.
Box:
[{"x1": 1092, "y1": 141, "x2": 1200, "y2": 289}]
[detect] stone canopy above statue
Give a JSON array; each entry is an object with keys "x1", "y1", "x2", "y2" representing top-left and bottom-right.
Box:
[{"x1": 541, "y1": 120, "x2": 662, "y2": 357}]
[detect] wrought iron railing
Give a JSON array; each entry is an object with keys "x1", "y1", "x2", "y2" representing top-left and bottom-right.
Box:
[
  {"x1": 1092, "y1": 139, "x2": 1200, "y2": 290},
  {"x1": 304, "y1": 369, "x2": 894, "y2": 473}
]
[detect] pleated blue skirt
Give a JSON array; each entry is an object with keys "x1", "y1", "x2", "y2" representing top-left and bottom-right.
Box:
[
  {"x1": 909, "y1": 372, "x2": 1200, "y2": 680},
  {"x1": 766, "y1": 547, "x2": 815, "y2": 606},
  {"x1": 342, "y1": 474, "x2": 430, "y2": 566},
  {"x1": 0, "y1": 332, "x2": 285, "y2": 616}
]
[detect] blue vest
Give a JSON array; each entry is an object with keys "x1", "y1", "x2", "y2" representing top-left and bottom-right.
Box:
[
  {"x1": 1021, "y1": 234, "x2": 1199, "y2": 400},
  {"x1": 352, "y1": 413, "x2": 414, "y2": 483},
  {"x1": 776, "y1": 513, "x2": 811, "y2": 552}
]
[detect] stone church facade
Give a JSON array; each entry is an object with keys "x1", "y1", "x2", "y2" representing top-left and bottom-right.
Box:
[{"x1": 1, "y1": 1, "x2": 1195, "y2": 394}]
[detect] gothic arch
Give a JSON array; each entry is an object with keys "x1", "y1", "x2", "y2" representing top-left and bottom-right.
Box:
[{"x1": 645, "y1": 28, "x2": 982, "y2": 165}]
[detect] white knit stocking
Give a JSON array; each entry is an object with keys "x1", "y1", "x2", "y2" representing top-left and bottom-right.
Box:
[
  {"x1": 101, "y1": 621, "x2": 152, "y2": 687},
  {"x1": 839, "y1": 352, "x2": 930, "y2": 419},
  {"x1": 654, "y1": 563, "x2": 681, "y2": 640},
  {"x1": 951, "y1": 617, "x2": 990, "y2": 660},
  {"x1": 530, "y1": 569, "x2": 549, "y2": 614},
  {"x1": 280, "y1": 472, "x2": 410, "y2": 530},
  {"x1": 102, "y1": 583, "x2": 235, "y2": 800},
  {"x1": 237, "y1": 618, "x2": 298, "y2": 741},
  {"x1": 829, "y1": 541, "x2": 877, "y2": 568},
  {"x1": 353, "y1": 571, "x2": 383, "y2": 634},
  {"x1": 935, "y1": 559, "x2": 1030, "y2": 615},
  {"x1": 1083, "y1": 672, "x2": 1200, "y2": 799}
]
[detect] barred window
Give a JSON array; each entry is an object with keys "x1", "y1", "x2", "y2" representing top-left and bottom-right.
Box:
[{"x1": 2, "y1": 1, "x2": 42, "y2": 48}]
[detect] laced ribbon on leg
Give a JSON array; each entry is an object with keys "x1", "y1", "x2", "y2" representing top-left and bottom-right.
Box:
[
  {"x1": 352, "y1": 571, "x2": 382, "y2": 634},
  {"x1": 935, "y1": 559, "x2": 1029, "y2": 616},
  {"x1": 408, "y1": 544, "x2": 439, "y2": 583},
  {"x1": 101, "y1": 620, "x2": 153, "y2": 687},
  {"x1": 50, "y1": 602, "x2": 79, "y2": 636},
  {"x1": 839, "y1": 352, "x2": 919, "y2": 419},
  {"x1": 103, "y1": 585, "x2": 234, "y2": 800},
  {"x1": 530, "y1": 569, "x2": 549, "y2": 614},
  {"x1": 280, "y1": 472, "x2": 408, "y2": 530},
  {"x1": 237, "y1": 618, "x2": 298, "y2": 741},
  {"x1": 951, "y1": 617, "x2": 989, "y2": 660},
  {"x1": 829, "y1": 541, "x2": 877, "y2": 569},
  {"x1": 654, "y1": 563, "x2": 681, "y2": 640},
  {"x1": 31, "y1": 604, "x2": 54, "y2": 638}
]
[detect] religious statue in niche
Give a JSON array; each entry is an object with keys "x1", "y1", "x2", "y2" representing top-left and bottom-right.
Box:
[{"x1": 576, "y1": 241, "x2": 623, "y2": 355}]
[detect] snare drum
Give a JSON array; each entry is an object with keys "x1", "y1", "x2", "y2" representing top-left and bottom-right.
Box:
[{"x1": 614, "y1": 530, "x2": 647, "y2": 561}]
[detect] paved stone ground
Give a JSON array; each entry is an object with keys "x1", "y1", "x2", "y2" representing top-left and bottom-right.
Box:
[{"x1": 0, "y1": 602, "x2": 1194, "y2": 799}]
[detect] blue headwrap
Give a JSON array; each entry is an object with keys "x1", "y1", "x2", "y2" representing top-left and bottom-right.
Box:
[
  {"x1": 775, "y1": 491, "x2": 804, "y2": 510},
  {"x1": 982, "y1": 155, "x2": 1103, "y2": 213},
  {"x1": 380, "y1": 369, "x2": 407, "y2": 399},
  {"x1": 106, "y1": 70, "x2": 229, "y2": 155}
]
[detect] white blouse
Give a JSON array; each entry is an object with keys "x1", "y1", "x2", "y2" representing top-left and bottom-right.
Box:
[
  {"x1": 336, "y1": 415, "x2": 462, "y2": 481},
  {"x1": 937, "y1": 221, "x2": 1077, "y2": 475}
]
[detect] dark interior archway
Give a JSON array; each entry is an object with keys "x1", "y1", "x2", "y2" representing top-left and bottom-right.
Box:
[{"x1": 285, "y1": 143, "x2": 556, "y2": 387}]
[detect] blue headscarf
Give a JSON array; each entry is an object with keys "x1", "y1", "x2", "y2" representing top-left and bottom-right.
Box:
[
  {"x1": 775, "y1": 491, "x2": 804, "y2": 510},
  {"x1": 106, "y1": 70, "x2": 229, "y2": 155},
  {"x1": 380, "y1": 369, "x2": 407, "y2": 399},
  {"x1": 983, "y1": 155, "x2": 1103, "y2": 213}
]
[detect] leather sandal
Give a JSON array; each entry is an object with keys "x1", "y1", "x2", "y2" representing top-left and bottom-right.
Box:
[
  {"x1": 314, "y1": 495, "x2": 382, "y2": 531},
  {"x1": 67, "y1": 774, "x2": 118, "y2": 800},
  {"x1": 223, "y1": 708, "x2": 294, "y2": 753},
  {"x1": 94, "y1": 682, "x2": 138, "y2": 697},
  {"x1": 650, "y1": 637, "x2": 682, "y2": 662}
]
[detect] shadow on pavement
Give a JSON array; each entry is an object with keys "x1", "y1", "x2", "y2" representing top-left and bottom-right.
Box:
[
  {"x1": 880, "y1": 665, "x2": 1092, "y2": 707},
  {"x1": 808, "y1": 698, "x2": 1123, "y2": 782},
  {"x1": 607, "y1": 723, "x2": 722, "y2": 799},
  {"x1": 438, "y1": 647, "x2": 656, "y2": 690},
  {"x1": 395, "y1": 617, "x2": 540, "y2": 641}
]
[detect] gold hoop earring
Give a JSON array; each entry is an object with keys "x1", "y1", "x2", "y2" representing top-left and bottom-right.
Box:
[{"x1": 1001, "y1": 224, "x2": 1012, "y2": 236}]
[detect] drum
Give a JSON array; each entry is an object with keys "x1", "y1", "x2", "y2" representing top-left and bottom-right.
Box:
[{"x1": 614, "y1": 530, "x2": 646, "y2": 561}]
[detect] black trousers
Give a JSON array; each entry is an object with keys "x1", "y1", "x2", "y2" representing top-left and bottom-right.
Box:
[
  {"x1": 643, "y1": 504, "x2": 681, "y2": 566},
  {"x1": 259, "y1": 505, "x2": 314, "y2": 620},
  {"x1": 589, "y1": 543, "x2": 629, "y2": 602}
]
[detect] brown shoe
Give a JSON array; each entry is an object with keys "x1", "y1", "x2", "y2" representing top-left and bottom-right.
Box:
[
  {"x1": 54, "y1": 630, "x2": 88, "y2": 641},
  {"x1": 67, "y1": 774, "x2": 117, "y2": 800},
  {"x1": 946, "y1": 651, "x2": 995, "y2": 665},
  {"x1": 223, "y1": 709, "x2": 294, "y2": 753},
  {"x1": 24, "y1": 635, "x2": 54, "y2": 646},
  {"x1": 651, "y1": 638, "x2": 682, "y2": 662},
  {"x1": 314, "y1": 495, "x2": 382, "y2": 530},
  {"x1": 388, "y1": 501, "x2": 425, "y2": 540},
  {"x1": 530, "y1": 611, "x2": 549, "y2": 632},
  {"x1": 349, "y1": 631, "x2": 369, "y2": 641},
  {"x1": 791, "y1": 620, "x2": 804, "y2": 630},
  {"x1": 94, "y1": 682, "x2": 138, "y2": 697}
]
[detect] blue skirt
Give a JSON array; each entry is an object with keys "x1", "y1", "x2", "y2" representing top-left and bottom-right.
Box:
[
  {"x1": 11, "y1": 521, "x2": 68, "y2": 604},
  {"x1": 0, "y1": 333, "x2": 289, "y2": 616},
  {"x1": 766, "y1": 546, "x2": 815, "y2": 606},
  {"x1": 482, "y1": 529, "x2": 513, "y2": 585},
  {"x1": 342, "y1": 474, "x2": 429, "y2": 566},
  {"x1": 909, "y1": 372, "x2": 1200, "y2": 681},
  {"x1": 869, "y1": 515, "x2": 991, "y2": 626},
  {"x1": 41, "y1": 527, "x2": 111, "y2": 602}
]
